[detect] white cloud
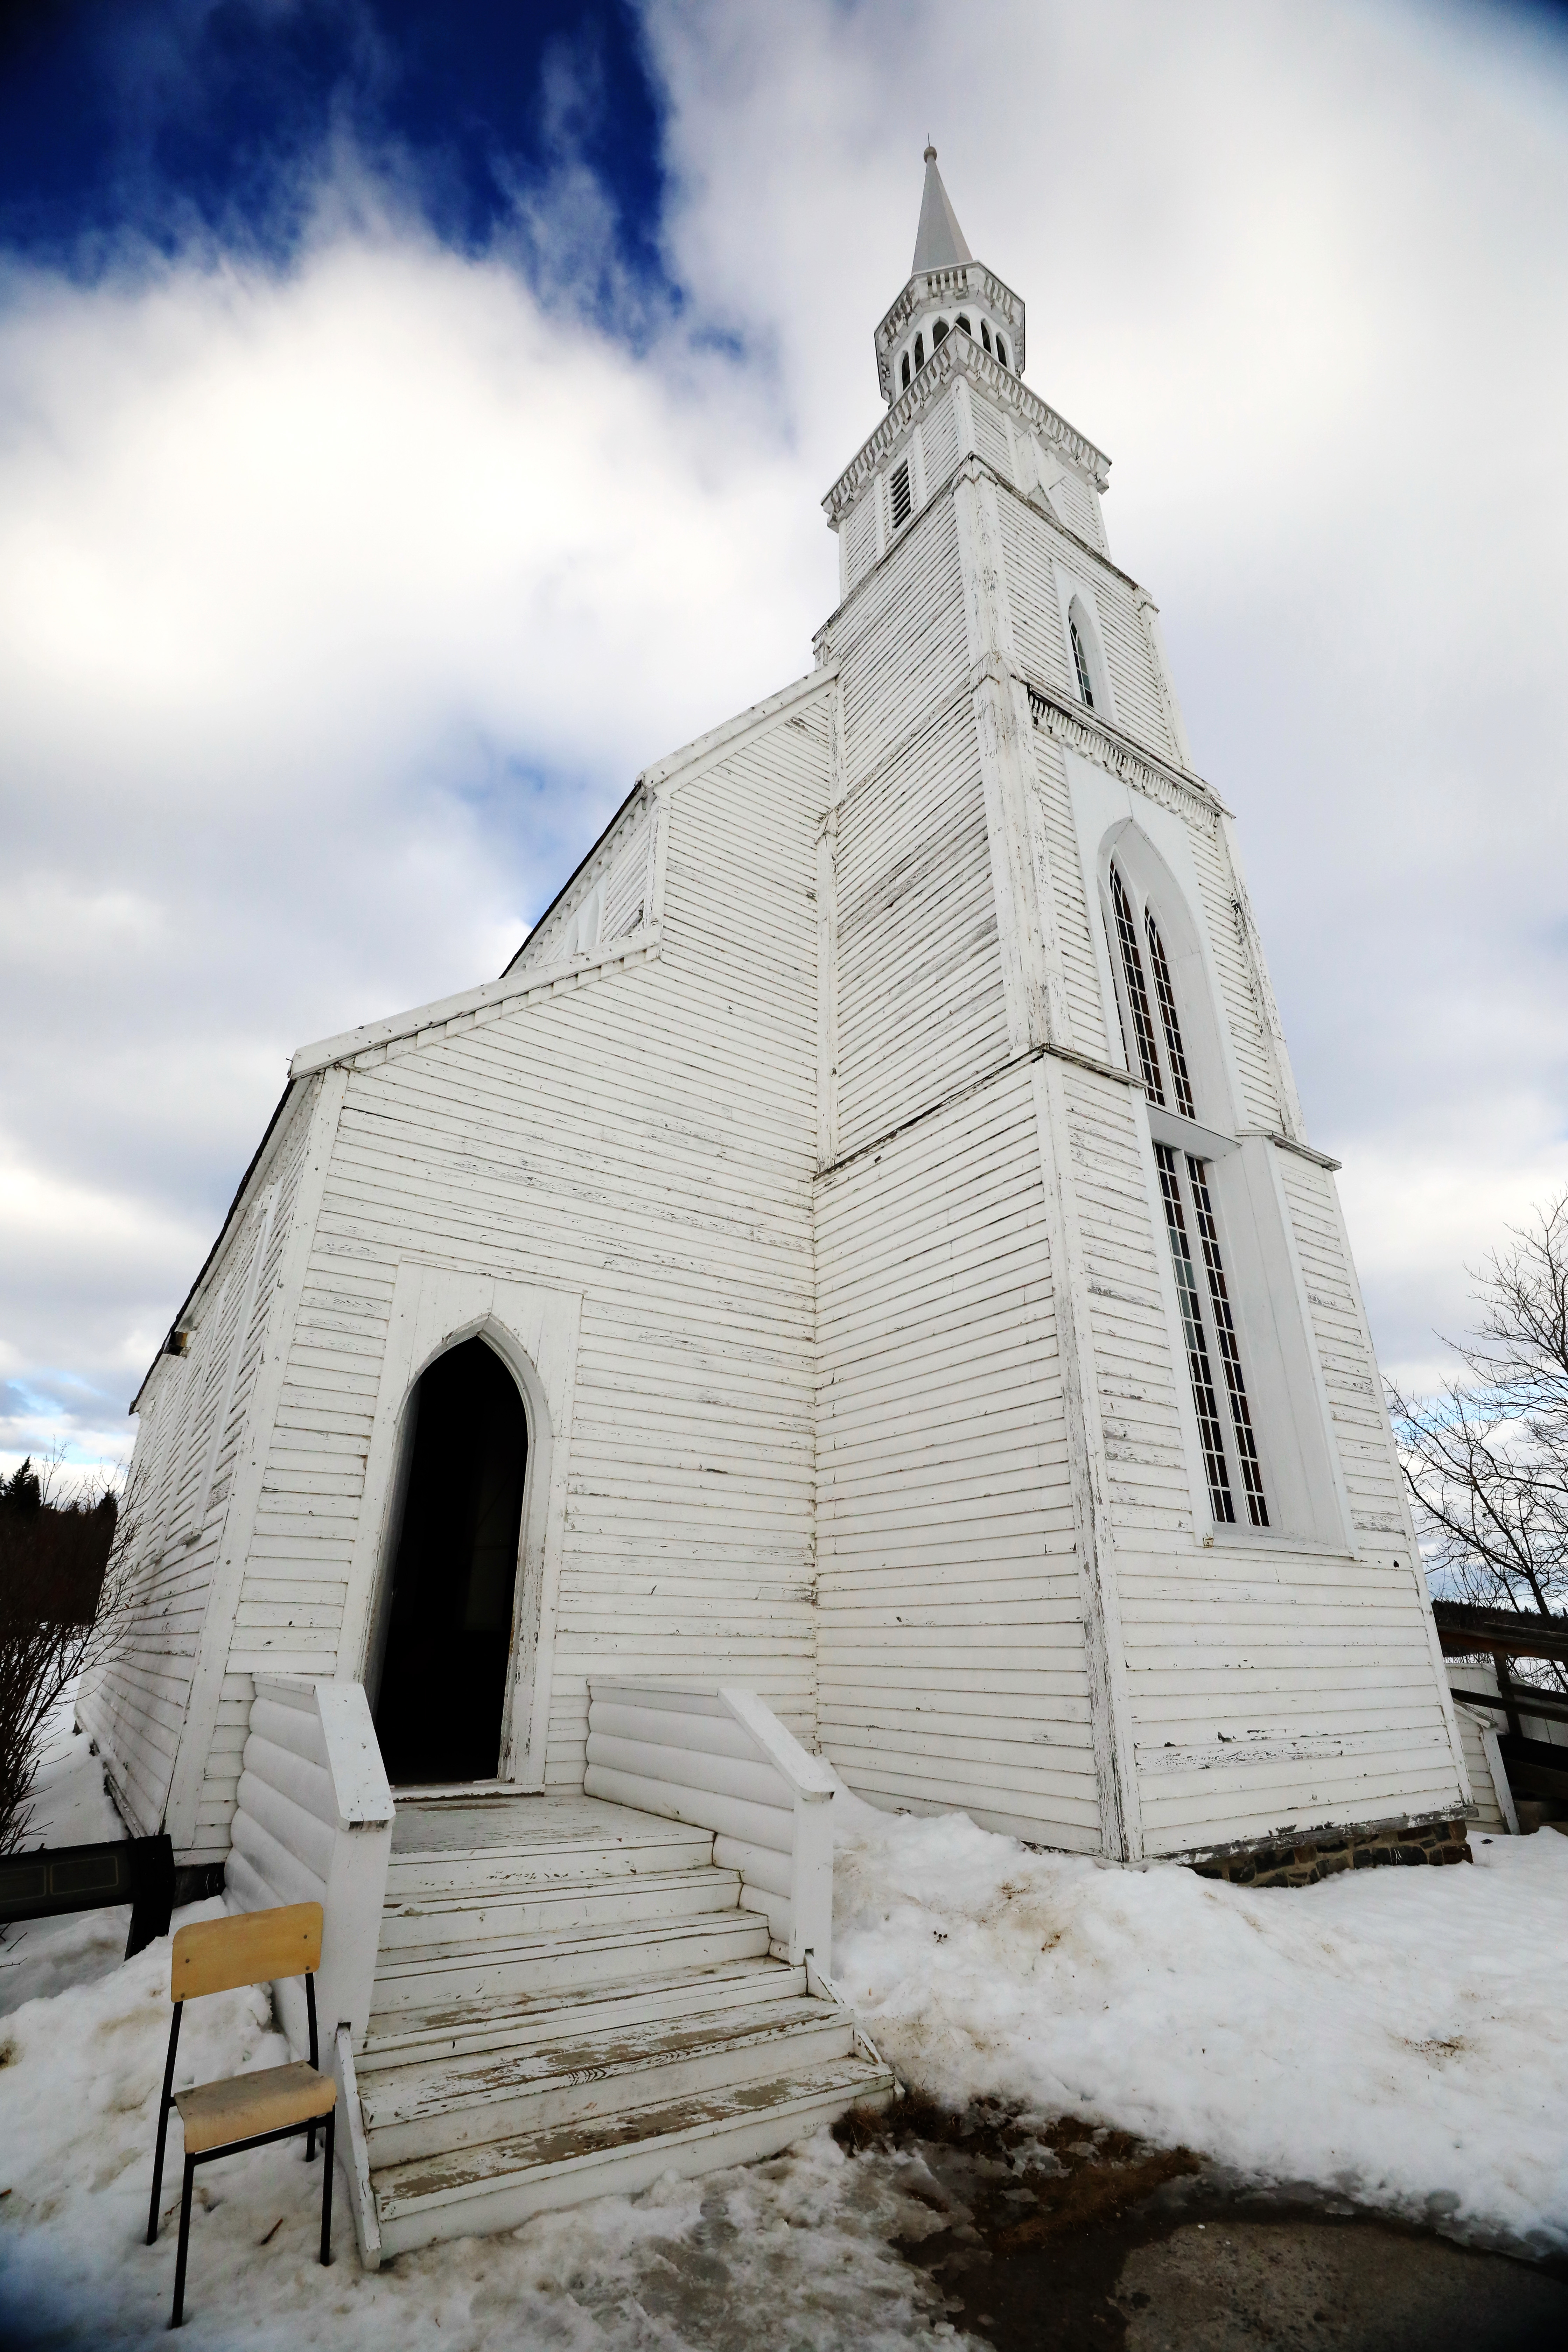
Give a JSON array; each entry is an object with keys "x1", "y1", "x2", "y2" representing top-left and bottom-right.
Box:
[{"x1": 2, "y1": 0, "x2": 1566, "y2": 1468}]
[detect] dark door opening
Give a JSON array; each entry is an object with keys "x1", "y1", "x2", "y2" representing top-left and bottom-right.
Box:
[{"x1": 372, "y1": 1337, "x2": 528, "y2": 1785}]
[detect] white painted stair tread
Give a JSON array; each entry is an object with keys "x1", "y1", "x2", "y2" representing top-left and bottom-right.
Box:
[
  {"x1": 371, "y1": 2055, "x2": 894, "y2": 2247},
  {"x1": 360, "y1": 1998, "x2": 855, "y2": 2162},
  {"x1": 369, "y1": 1912, "x2": 772, "y2": 2012},
  {"x1": 391, "y1": 1794, "x2": 706, "y2": 1855},
  {"x1": 362, "y1": 1955, "x2": 803, "y2": 2065},
  {"x1": 377, "y1": 1871, "x2": 746, "y2": 1959}
]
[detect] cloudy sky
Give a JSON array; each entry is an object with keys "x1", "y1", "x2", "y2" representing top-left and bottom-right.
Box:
[{"x1": 2, "y1": 0, "x2": 1566, "y2": 1479}]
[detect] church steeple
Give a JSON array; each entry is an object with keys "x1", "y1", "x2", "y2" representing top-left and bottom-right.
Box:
[
  {"x1": 873, "y1": 146, "x2": 1025, "y2": 405},
  {"x1": 911, "y1": 144, "x2": 973, "y2": 273}
]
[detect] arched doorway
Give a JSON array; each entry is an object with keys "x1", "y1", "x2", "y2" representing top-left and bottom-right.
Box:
[{"x1": 372, "y1": 1336, "x2": 528, "y2": 1784}]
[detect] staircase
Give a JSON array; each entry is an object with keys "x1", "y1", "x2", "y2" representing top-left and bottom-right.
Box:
[{"x1": 352, "y1": 1793, "x2": 893, "y2": 2254}]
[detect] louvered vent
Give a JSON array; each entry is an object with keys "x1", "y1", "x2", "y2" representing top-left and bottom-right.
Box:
[{"x1": 889, "y1": 458, "x2": 912, "y2": 532}]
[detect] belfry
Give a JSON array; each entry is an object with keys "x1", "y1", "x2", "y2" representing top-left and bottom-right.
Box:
[{"x1": 85, "y1": 152, "x2": 1470, "y2": 2252}]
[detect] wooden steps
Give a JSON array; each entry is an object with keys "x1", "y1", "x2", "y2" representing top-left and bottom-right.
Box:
[{"x1": 355, "y1": 1793, "x2": 891, "y2": 2254}]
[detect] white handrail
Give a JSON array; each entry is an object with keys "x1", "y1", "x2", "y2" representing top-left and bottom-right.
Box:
[
  {"x1": 228, "y1": 1679, "x2": 393, "y2": 2033},
  {"x1": 584, "y1": 1679, "x2": 834, "y2": 1970}
]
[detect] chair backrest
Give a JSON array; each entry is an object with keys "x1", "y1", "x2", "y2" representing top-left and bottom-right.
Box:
[{"x1": 171, "y1": 1902, "x2": 323, "y2": 2002}]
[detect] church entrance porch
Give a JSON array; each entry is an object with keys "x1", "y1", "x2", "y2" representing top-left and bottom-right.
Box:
[{"x1": 371, "y1": 1336, "x2": 528, "y2": 1787}]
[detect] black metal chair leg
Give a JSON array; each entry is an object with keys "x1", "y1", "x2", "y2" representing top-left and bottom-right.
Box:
[
  {"x1": 306, "y1": 2119, "x2": 317, "y2": 2162},
  {"x1": 320, "y1": 2110, "x2": 335, "y2": 2267},
  {"x1": 170, "y1": 2154, "x2": 195, "y2": 2328},
  {"x1": 148, "y1": 2004, "x2": 183, "y2": 2244}
]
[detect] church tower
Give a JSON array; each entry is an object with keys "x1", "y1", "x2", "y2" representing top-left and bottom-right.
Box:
[{"x1": 810, "y1": 151, "x2": 1466, "y2": 1865}]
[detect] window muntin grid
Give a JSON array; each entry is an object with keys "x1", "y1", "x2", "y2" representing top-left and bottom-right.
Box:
[
  {"x1": 1187, "y1": 1158, "x2": 1268, "y2": 1527},
  {"x1": 1156, "y1": 1143, "x2": 1233, "y2": 1522},
  {"x1": 1144, "y1": 911, "x2": 1196, "y2": 1121},
  {"x1": 1110, "y1": 864, "x2": 1164, "y2": 1104},
  {"x1": 1070, "y1": 615, "x2": 1095, "y2": 707}
]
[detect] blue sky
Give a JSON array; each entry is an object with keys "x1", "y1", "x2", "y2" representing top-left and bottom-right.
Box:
[{"x1": 1, "y1": 0, "x2": 1567, "y2": 1475}]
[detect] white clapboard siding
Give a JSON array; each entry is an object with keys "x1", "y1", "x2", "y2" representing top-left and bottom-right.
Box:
[
  {"x1": 79, "y1": 1091, "x2": 317, "y2": 1837},
  {"x1": 169, "y1": 685, "x2": 833, "y2": 1854},
  {"x1": 997, "y1": 489, "x2": 1175, "y2": 767},
  {"x1": 816, "y1": 1068, "x2": 1100, "y2": 1849},
  {"x1": 584, "y1": 1679, "x2": 835, "y2": 1965},
  {"x1": 512, "y1": 792, "x2": 655, "y2": 974}
]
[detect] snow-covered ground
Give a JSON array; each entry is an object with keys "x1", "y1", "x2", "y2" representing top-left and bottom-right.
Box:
[
  {"x1": 1, "y1": 1772, "x2": 1564, "y2": 2348},
  {"x1": 0, "y1": 1689, "x2": 130, "y2": 2016}
]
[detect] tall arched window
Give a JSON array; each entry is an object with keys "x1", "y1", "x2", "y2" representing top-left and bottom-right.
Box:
[
  {"x1": 1070, "y1": 614, "x2": 1096, "y2": 708},
  {"x1": 914, "y1": 331, "x2": 925, "y2": 369},
  {"x1": 994, "y1": 333, "x2": 1008, "y2": 367},
  {"x1": 901, "y1": 351, "x2": 911, "y2": 389},
  {"x1": 932, "y1": 318, "x2": 948, "y2": 347},
  {"x1": 956, "y1": 314, "x2": 971, "y2": 336},
  {"x1": 981, "y1": 322, "x2": 993, "y2": 354},
  {"x1": 1106, "y1": 856, "x2": 1268, "y2": 1530}
]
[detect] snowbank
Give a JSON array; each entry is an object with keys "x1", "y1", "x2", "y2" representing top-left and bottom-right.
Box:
[
  {"x1": 832, "y1": 1809, "x2": 1568, "y2": 2252},
  {"x1": 0, "y1": 1904, "x2": 951, "y2": 2350},
  {"x1": 1, "y1": 1686, "x2": 131, "y2": 2018}
]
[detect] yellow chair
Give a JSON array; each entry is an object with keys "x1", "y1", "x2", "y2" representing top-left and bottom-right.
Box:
[{"x1": 147, "y1": 1901, "x2": 338, "y2": 2327}]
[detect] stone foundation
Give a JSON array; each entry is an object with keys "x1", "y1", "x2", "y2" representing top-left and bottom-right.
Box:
[{"x1": 1191, "y1": 1816, "x2": 1472, "y2": 1889}]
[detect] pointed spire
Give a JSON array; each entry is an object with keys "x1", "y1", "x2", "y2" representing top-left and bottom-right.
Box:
[{"x1": 911, "y1": 144, "x2": 972, "y2": 274}]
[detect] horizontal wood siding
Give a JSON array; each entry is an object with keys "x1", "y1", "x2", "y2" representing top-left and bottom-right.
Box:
[
  {"x1": 837, "y1": 493, "x2": 968, "y2": 784},
  {"x1": 80, "y1": 1089, "x2": 316, "y2": 1837},
  {"x1": 1184, "y1": 821, "x2": 1281, "y2": 1131},
  {"x1": 817, "y1": 1070, "x2": 1100, "y2": 1849},
  {"x1": 997, "y1": 492, "x2": 1176, "y2": 765},
  {"x1": 920, "y1": 388, "x2": 959, "y2": 491},
  {"x1": 1275, "y1": 1157, "x2": 1408, "y2": 1544},
  {"x1": 182, "y1": 695, "x2": 833, "y2": 1844},
  {"x1": 834, "y1": 706, "x2": 1009, "y2": 1158},
  {"x1": 1029, "y1": 733, "x2": 1111, "y2": 1061}
]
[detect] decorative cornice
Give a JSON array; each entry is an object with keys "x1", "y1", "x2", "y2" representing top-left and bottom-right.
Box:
[
  {"x1": 874, "y1": 260, "x2": 1026, "y2": 401},
  {"x1": 823, "y1": 330, "x2": 1111, "y2": 527},
  {"x1": 1027, "y1": 681, "x2": 1229, "y2": 830}
]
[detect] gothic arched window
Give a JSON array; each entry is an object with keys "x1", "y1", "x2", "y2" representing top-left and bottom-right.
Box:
[
  {"x1": 901, "y1": 352, "x2": 911, "y2": 390},
  {"x1": 932, "y1": 318, "x2": 948, "y2": 347},
  {"x1": 981, "y1": 322, "x2": 993, "y2": 354},
  {"x1": 1105, "y1": 853, "x2": 1269, "y2": 1531},
  {"x1": 994, "y1": 333, "x2": 1008, "y2": 367},
  {"x1": 914, "y1": 332, "x2": 925, "y2": 369},
  {"x1": 956, "y1": 314, "x2": 971, "y2": 336}
]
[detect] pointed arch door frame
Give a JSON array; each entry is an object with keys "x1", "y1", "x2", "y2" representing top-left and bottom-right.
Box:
[{"x1": 337, "y1": 1261, "x2": 582, "y2": 1790}]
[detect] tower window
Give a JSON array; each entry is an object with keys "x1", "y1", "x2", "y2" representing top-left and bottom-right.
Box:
[
  {"x1": 889, "y1": 459, "x2": 912, "y2": 532},
  {"x1": 1070, "y1": 615, "x2": 1095, "y2": 707},
  {"x1": 1110, "y1": 864, "x2": 1164, "y2": 1104},
  {"x1": 901, "y1": 352, "x2": 911, "y2": 390},
  {"x1": 1144, "y1": 912, "x2": 1196, "y2": 1119},
  {"x1": 956, "y1": 314, "x2": 971, "y2": 336},
  {"x1": 981, "y1": 322, "x2": 993, "y2": 354},
  {"x1": 995, "y1": 334, "x2": 1008, "y2": 367},
  {"x1": 932, "y1": 318, "x2": 948, "y2": 347},
  {"x1": 914, "y1": 332, "x2": 924, "y2": 369}
]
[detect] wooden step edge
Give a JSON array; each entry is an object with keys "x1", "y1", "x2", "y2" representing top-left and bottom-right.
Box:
[
  {"x1": 361, "y1": 1960, "x2": 805, "y2": 2064},
  {"x1": 381, "y1": 1866, "x2": 744, "y2": 1918},
  {"x1": 359, "y1": 2000, "x2": 849, "y2": 2127},
  {"x1": 389, "y1": 1826, "x2": 714, "y2": 1862},
  {"x1": 373, "y1": 2056, "x2": 895, "y2": 2225},
  {"x1": 374, "y1": 1910, "x2": 768, "y2": 1979}
]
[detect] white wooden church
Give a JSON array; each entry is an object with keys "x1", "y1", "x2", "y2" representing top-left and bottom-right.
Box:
[{"x1": 85, "y1": 152, "x2": 1470, "y2": 2256}]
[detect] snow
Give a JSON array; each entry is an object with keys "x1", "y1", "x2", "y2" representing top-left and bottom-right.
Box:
[
  {"x1": 1, "y1": 1688, "x2": 130, "y2": 2018},
  {"x1": 831, "y1": 1810, "x2": 1568, "y2": 2255},
  {"x1": 1, "y1": 1792, "x2": 1564, "y2": 2346}
]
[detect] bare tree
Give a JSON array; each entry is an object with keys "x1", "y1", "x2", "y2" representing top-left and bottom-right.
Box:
[
  {"x1": 1387, "y1": 1190, "x2": 1568, "y2": 1695},
  {"x1": 0, "y1": 1450, "x2": 134, "y2": 1859}
]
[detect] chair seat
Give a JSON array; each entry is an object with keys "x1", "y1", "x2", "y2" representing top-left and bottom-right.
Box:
[{"x1": 176, "y1": 2061, "x2": 336, "y2": 2155}]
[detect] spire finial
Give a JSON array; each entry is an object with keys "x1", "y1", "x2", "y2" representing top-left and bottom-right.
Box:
[{"x1": 924, "y1": 139, "x2": 936, "y2": 162}]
